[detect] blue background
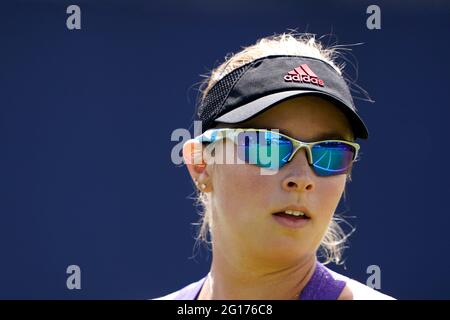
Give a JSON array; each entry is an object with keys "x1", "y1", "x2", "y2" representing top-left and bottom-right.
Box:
[{"x1": 1, "y1": 0, "x2": 449, "y2": 299}]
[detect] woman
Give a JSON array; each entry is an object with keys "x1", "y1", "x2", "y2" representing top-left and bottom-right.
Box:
[{"x1": 157, "y1": 33, "x2": 394, "y2": 300}]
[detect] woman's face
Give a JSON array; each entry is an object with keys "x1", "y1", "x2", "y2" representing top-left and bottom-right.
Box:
[{"x1": 205, "y1": 96, "x2": 354, "y2": 267}]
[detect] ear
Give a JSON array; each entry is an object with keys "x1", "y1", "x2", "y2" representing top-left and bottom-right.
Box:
[{"x1": 183, "y1": 139, "x2": 212, "y2": 190}]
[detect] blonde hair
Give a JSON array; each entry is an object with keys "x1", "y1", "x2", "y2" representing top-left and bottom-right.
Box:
[{"x1": 192, "y1": 32, "x2": 356, "y2": 265}]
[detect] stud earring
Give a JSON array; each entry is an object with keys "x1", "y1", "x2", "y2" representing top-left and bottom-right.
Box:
[{"x1": 193, "y1": 179, "x2": 206, "y2": 191}]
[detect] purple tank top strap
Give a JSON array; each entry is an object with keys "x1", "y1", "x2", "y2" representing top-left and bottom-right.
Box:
[{"x1": 299, "y1": 262, "x2": 346, "y2": 300}]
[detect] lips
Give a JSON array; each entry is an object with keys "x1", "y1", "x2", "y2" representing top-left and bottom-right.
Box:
[{"x1": 271, "y1": 206, "x2": 312, "y2": 229}]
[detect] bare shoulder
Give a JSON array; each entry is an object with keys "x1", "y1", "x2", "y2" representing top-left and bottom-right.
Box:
[
  {"x1": 327, "y1": 268, "x2": 396, "y2": 300},
  {"x1": 152, "y1": 291, "x2": 179, "y2": 300}
]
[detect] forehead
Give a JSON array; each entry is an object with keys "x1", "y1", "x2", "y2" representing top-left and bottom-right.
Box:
[{"x1": 235, "y1": 95, "x2": 355, "y2": 142}]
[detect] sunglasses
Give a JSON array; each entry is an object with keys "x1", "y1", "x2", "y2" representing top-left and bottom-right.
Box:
[{"x1": 195, "y1": 128, "x2": 360, "y2": 176}]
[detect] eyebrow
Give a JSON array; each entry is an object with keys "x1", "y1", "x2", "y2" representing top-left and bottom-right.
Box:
[
  {"x1": 275, "y1": 128, "x2": 350, "y2": 141},
  {"x1": 313, "y1": 132, "x2": 349, "y2": 141}
]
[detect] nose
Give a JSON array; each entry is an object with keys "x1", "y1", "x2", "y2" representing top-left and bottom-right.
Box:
[{"x1": 281, "y1": 148, "x2": 315, "y2": 192}]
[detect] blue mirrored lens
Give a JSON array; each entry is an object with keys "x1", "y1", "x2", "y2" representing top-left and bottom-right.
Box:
[
  {"x1": 237, "y1": 131, "x2": 293, "y2": 168},
  {"x1": 311, "y1": 141, "x2": 355, "y2": 176}
]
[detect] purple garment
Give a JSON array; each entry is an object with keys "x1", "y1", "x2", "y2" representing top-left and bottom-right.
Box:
[{"x1": 165, "y1": 262, "x2": 346, "y2": 300}]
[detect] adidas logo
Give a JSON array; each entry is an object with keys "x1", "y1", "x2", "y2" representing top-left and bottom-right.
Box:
[{"x1": 284, "y1": 64, "x2": 325, "y2": 87}]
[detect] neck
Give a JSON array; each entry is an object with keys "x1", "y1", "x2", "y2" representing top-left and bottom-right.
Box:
[{"x1": 198, "y1": 249, "x2": 317, "y2": 300}]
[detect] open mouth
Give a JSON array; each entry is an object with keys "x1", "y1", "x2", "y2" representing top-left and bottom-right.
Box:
[
  {"x1": 273, "y1": 210, "x2": 311, "y2": 219},
  {"x1": 272, "y1": 209, "x2": 311, "y2": 228}
]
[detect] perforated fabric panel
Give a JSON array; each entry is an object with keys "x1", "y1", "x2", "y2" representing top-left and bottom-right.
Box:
[{"x1": 197, "y1": 62, "x2": 252, "y2": 132}]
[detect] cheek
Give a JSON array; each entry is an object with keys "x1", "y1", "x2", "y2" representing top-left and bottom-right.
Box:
[
  {"x1": 208, "y1": 165, "x2": 260, "y2": 245},
  {"x1": 313, "y1": 176, "x2": 347, "y2": 224},
  {"x1": 211, "y1": 164, "x2": 270, "y2": 219}
]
